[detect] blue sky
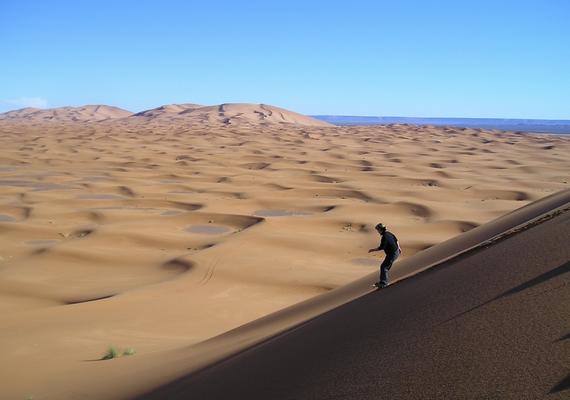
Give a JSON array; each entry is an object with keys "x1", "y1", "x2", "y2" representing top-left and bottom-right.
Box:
[{"x1": 1, "y1": 0, "x2": 569, "y2": 118}]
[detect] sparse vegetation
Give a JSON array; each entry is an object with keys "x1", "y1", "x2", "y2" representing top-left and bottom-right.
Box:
[
  {"x1": 123, "y1": 347, "x2": 136, "y2": 356},
  {"x1": 101, "y1": 345, "x2": 136, "y2": 360},
  {"x1": 102, "y1": 346, "x2": 120, "y2": 360}
]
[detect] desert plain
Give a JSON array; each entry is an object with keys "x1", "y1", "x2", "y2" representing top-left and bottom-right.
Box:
[{"x1": 0, "y1": 103, "x2": 569, "y2": 399}]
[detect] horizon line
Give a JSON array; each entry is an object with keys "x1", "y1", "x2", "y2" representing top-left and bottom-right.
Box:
[
  {"x1": 1, "y1": 103, "x2": 570, "y2": 122},
  {"x1": 311, "y1": 114, "x2": 570, "y2": 123}
]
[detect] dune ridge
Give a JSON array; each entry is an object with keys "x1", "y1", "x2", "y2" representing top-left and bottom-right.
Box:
[
  {"x1": 0, "y1": 105, "x2": 133, "y2": 122},
  {"x1": 126, "y1": 103, "x2": 333, "y2": 127},
  {"x1": 0, "y1": 103, "x2": 333, "y2": 127},
  {"x1": 0, "y1": 106, "x2": 569, "y2": 399}
]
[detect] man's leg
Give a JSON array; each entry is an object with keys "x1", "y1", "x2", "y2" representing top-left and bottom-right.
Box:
[{"x1": 379, "y1": 254, "x2": 397, "y2": 286}]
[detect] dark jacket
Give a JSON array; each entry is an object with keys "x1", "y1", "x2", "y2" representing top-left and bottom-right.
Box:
[{"x1": 379, "y1": 231, "x2": 401, "y2": 256}]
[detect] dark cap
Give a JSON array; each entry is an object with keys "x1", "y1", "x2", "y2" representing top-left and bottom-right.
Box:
[{"x1": 375, "y1": 223, "x2": 387, "y2": 232}]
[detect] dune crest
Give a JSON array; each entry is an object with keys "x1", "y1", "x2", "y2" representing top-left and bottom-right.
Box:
[
  {"x1": 132, "y1": 103, "x2": 203, "y2": 118},
  {"x1": 0, "y1": 103, "x2": 333, "y2": 127},
  {"x1": 129, "y1": 103, "x2": 333, "y2": 127},
  {"x1": 0, "y1": 105, "x2": 132, "y2": 122}
]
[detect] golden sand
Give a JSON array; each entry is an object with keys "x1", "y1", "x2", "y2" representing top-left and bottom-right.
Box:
[{"x1": 0, "y1": 104, "x2": 569, "y2": 398}]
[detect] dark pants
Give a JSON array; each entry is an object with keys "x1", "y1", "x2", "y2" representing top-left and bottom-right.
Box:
[{"x1": 380, "y1": 251, "x2": 400, "y2": 286}]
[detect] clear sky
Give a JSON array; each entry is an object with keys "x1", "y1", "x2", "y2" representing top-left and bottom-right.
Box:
[{"x1": 1, "y1": 0, "x2": 569, "y2": 118}]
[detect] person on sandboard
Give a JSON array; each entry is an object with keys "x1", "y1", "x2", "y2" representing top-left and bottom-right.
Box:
[{"x1": 368, "y1": 223, "x2": 401, "y2": 289}]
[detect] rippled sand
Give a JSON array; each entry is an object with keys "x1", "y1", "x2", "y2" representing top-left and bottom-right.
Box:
[{"x1": 0, "y1": 117, "x2": 569, "y2": 398}]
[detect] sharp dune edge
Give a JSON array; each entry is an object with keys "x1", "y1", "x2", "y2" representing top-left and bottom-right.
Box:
[
  {"x1": 141, "y1": 194, "x2": 570, "y2": 400},
  {"x1": 0, "y1": 104, "x2": 569, "y2": 399}
]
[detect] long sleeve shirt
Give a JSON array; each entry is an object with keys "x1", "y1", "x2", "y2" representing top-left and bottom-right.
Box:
[{"x1": 378, "y1": 231, "x2": 401, "y2": 256}]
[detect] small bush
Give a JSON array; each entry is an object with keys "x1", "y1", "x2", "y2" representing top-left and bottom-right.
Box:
[
  {"x1": 101, "y1": 346, "x2": 120, "y2": 360},
  {"x1": 101, "y1": 346, "x2": 136, "y2": 360},
  {"x1": 123, "y1": 348, "x2": 136, "y2": 356}
]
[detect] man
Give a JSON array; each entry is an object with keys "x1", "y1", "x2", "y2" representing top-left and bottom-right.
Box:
[{"x1": 368, "y1": 223, "x2": 401, "y2": 289}]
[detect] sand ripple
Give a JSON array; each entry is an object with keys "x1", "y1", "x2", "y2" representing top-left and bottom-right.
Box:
[{"x1": 0, "y1": 119, "x2": 569, "y2": 398}]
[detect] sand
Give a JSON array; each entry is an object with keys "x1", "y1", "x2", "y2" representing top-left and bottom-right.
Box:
[
  {"x1": 0, "y1": 103, "x2": 569, "y2": 399},
  {"x1": 0, "y1": 105, "x2": 132, "y2": 122},
  {"x1": 140, "y1": 196, "x2": 570, "y2": 399}
]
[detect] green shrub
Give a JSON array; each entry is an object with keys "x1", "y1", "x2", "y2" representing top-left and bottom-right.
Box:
[
  {"x1": 123, "y1": 348, "x2": 136, "y2": 356},
  {"x1": 101, "y1": 346, "x2": 120, "y2": 360},
  {"x1": 101, "y1": 345, "x2": 136, "y2": 360}
]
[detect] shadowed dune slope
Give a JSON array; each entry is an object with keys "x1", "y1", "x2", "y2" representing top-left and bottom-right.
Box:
[{"x1": 139, "y1": 191, "x2": 570, "y2": 400}]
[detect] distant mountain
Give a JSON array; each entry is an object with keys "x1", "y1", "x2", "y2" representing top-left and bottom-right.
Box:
[
  {"x1": 0, "y1": 103, "x2": 332, "y2": 127},
  {"x1": 0, "y1": 105, "x2": 132, "y2": 122},
  {"x1": 312, "y1": 115, "x2": 570, "y2": 134},
  {"x1": 130, "y1": 103, "x2": 333, "y2": 127}
]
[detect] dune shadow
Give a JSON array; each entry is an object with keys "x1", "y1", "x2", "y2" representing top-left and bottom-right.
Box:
[
  {"x1": 71, "y1": 228, "x2": 95, "y2": 239},
  {"x1": 66, "y1": 294, "x2": 115, "y2": 305},
  {"x1": 555, "y1": 332, "x2": 570, "y2": 343},
  {"x1": 494, "y1": 260, "x2": 570, "y2": 300},
  {"x1": 441, "y1": 261, "x2": 570, "y2": 325},
  {"x1": 549, "y1": 373, "x2": 570, "y2": 394},
  {"x1": 162, "y1": 257, "x2": 194, "y2": 272}
]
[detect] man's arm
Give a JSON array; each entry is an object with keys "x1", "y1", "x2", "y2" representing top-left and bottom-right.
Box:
[{"x1": 368, "y1": 236, "x2": 385, "y2": 253}]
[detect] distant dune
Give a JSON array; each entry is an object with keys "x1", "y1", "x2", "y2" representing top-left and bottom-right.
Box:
[
  {"x1": 0, "y1": 103, "x2": 333, "y2": 127},
  {"x1": 0, "y1": 105, "x2": 132, "y2": 122},
  {"x1": 129, "y1": 103, "x2": 333, "y2": 127},
  {"x1": 132, "y1": 103, "x2": 203, "y2": 118}
]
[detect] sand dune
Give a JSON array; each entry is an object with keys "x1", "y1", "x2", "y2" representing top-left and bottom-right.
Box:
[
  {"x1": 128, "y1": 103, "x2": 333, "y2": 127},
  {"x1": 0, "y1": 105, "x2": 132, "y2": 122},
  {"x1": 132, "y1": 103, "x2": 203, "y2": 118},
  {"x1": 0, "y1": 105, "x2": 569, "y2": 399},
  {"x1": 0, "y1": 103, "x2": 332, "y2": 127},
  {"x1": 142, "y1": 195, "x2": 569, "y2": 399}
]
